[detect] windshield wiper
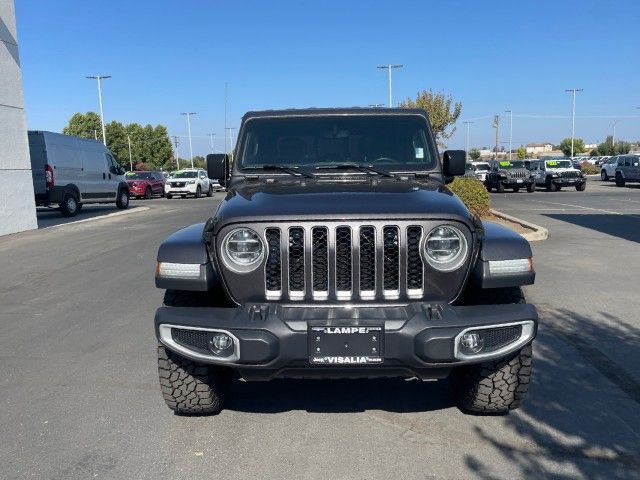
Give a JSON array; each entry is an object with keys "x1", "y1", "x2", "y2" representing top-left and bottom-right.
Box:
[
  {"x1": 315, "y1": 163, "x2": 397, "y2": 178},
  {"x1": 243, "y1": 165, "x2": 315, "y2": 179}
]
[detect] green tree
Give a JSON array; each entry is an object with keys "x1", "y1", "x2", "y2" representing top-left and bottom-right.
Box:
[
  {"x1": 399, "y1": 89, "x2": 462, "y2": 145},
  {"x1": 596, "y1": 136, "x2": 631, "y2": 156},
  {"x1": 62, "y1": 112, "x2": 102, "y2": 140},
  {"x1": 559, "y1": 137, "x2": 585, "y2": 157},
  {"x1": 516, "y1": 145, "x2": 527, "y2": 159},
  {"x1": 469, "y1": 148, "x2": 481, "y2": 160}
]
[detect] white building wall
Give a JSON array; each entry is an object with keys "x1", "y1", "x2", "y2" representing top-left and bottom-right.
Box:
[{"x1": 0, "y1": 0, "x2": 37, "y2": 236}]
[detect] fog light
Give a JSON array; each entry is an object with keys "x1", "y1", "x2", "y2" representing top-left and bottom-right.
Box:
[
  {"x1": 210, "y1": 333, "x2": 234, "y2": 356},
  {"x1": 460, "y1": 332, "x2": 484, "y2": 354}
]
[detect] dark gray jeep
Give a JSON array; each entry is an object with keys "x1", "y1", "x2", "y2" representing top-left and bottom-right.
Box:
[
  {"x1": 485, "y1": 160, "x2": 536, "y2": 193},
  {"x1": 154, "y1": 108, "x2": 537, "y2": 415}
]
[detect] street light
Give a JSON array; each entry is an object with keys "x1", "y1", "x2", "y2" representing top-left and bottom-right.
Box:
[
  {"x1": 377, "y1": 64, "x2": 403, "y2": 108},
  {"x1": 565, "y1": 88, "x2": 583, "y2": 157},
  {"x1": 180, "y1": 112, "x2": 197, "y2": 168},
  {"x1": 463, "y1": 121, "x2": 474, "y2": 159},
  {"x1": 612, "y1": 119, "x2": 622, "y2": 150},
  {"x1": 208, "y1": 133, "x2": 216, "y2": 154},
  {"x1": 505, "y1": 110, "x2": 513, "y2": 160},
  {"x1": 86, "y1": 75, "x2": 111, "y2": 145},
  {"x1": 225, "y1": 127, "x2": 236, "y2": 154}
]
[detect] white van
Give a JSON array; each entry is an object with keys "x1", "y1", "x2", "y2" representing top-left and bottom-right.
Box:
[{"x1": 28, "y1": 131, "x2": 130, "y2": 216}]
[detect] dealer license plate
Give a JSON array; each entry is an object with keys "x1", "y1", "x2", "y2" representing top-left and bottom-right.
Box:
[
  {"x1": 309, "y1": 326, "x2": 383, "y2": 365},
  {"x1": 517, "y1": 179, "x2": 523, "y2": 183}
]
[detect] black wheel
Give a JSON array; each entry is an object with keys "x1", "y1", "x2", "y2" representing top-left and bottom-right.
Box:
[
  {"x1": 166, "y1": 193, "x2": 173, "y2": 199},
  {"x1": 157, "y1": 344, "x2": 230, "y2": 415},
  {"x1": 601, "y1": 170, "x2": 608, "y2": 181},
  {"x1": 207, "y1": 185, "x2": 214, "y2": 197},
  {"x1": 195, "y1": 186, "x2": 202, "y2": 198},
  {"x1": 576, "y1": 182, "x2": 586, "y2": 191},
  {"x1": 513, "y1": 187, "x2": 520, "y2": 193},
  {"x1": 144, "y1": 187, "x2": 152, "y2": 199},
  {"x1": 496, "y1": 182, "x2": 505, "y2": 193},
  {"x1": 59, "y1": 192, "x2": 79, "y2": 217},
  {"x1": 615, "y1": 173, "x2": 625, "y2": 187},
  {"x1": 116, "y1": 189, "x2": 129, "y2": 209},
  {"x1": 526, "y1": 182, "x2": 535, "y2": 193},
  {"x1": 545, "y1": 177, "x2": 557, "y2": 192},
  {"x1": 452, "y1": 286, "x2": 532, "y2": 414},
  {"x1": 485, "y1": 181, "x2": 492, "y2": 192}
]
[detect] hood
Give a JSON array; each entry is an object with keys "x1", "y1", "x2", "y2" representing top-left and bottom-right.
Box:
[
  {"x1": 127, "y1": 179, "x2": 150, "y2": 185},
  {"x1": 212, "y1": 178, "x2": 473, "y2": 228}
]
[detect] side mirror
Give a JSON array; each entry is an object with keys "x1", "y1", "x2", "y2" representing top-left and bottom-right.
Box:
[
  {"x1": 206, "y1": 154, "x2": 229, "y2": 186},
  {"x1": 442, "y1": 150, "x2": 466, "y2": 179}
]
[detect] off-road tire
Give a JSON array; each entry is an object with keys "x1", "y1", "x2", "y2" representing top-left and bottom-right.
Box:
[
  {"x1": 145, "y1": 187, "x2": 152, "y2": 199},
  {"x1": 60, "y1": 192, "x2": 79, "y2": 217},
  {"x1": 601, "y1": 170, "x2": 608, "y2": 181},
  {"x1": 451, "y1": 344, "x2": 532, "y2": 414},
  {"x1": 576, "y1": 182, "x2": 586, "y2": 191},
  {"x1": 116, "y1": 189, "x2": 129, "y2": 209},
  {"x1": 526, "y1": 182, "x2": 535, "y2": 193},
  {"x1": 157, "y1": 343, "x2": 229, "y2": 415},
  {"x1": 615, "y1": 173, "x2": 625, "y2": 187}
]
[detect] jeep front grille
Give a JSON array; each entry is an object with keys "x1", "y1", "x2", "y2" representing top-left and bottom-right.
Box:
[
  {"x1": 561, "y1": 171, "x2": 580, "y2": 178},
  {"x1": 509, "y1": 170, "x2": 527, "y2": 179},
  {"x1": 264, "y1": 224, "x2": 426, "y2": 301}
]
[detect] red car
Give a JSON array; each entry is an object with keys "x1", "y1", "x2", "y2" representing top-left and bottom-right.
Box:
[{"x1": 125, "y1": 171, "x2": 166, "y2": 199}]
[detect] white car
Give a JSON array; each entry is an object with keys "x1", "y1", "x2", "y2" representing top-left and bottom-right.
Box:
[
  {"x1": 471, "y1": 161, "x2": 490, "y2": 182},
  {"x1": 600, "y1": 156, "x2": 625, "y2": 181},
  {"x1": 165, "y1": 169, "x2": 213, "y2": 198}
]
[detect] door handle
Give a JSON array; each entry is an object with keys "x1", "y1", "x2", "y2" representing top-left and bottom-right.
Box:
[{"x1": 103, "y1": 173, "x2": 106, "y2": 180}]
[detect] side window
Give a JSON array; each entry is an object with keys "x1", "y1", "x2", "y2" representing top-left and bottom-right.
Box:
[
  {"x1": 106, "y1": 154, "x2": 118, "y2": 173},
  {"x1": 624, "y1": 157, "x2": 631, "y2": 167}
]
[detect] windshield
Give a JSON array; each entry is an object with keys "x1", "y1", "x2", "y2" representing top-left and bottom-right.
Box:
[
  {"x1": 126, "y1": 172, "x2": 154, "y2": 180},
  {"x1": 499, "y1": 161, "x2": 525, "y2": 169},
  {"x1": 237, "y1": 115, "x2": 436, "y2": 172},
  {"x1": 546, "y1": 160, "x2": 572, "y2": 168},
  {"x1": 174, "y1": 171, "x2": 197, "y2": 178},
  {"x1": 474, "y1": 163, "x2": 490, "y2": 171}
]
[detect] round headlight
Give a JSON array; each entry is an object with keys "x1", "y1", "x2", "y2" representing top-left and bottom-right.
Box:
[
  {"x1": 423, "y1": 225, "x2": 468, "y2": 272},
  {"x1": 221, "y1": 228, "x2": 265, "y2": 273}
]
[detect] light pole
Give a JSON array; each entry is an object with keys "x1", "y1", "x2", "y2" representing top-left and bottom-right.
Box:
[
  {"x1": 127, "y1": 134, "x2": 133, "y2": 171},
  {"x1": 377, "y1": 64, "x2": 403, "y2": 108},
  {"x1": 463, "y1": 121, "x2": 474, "y2": 159},
  {"x1": 180, "y1": 112, "x2": 197, "y2": 168},
  {"x1": 86, "y1": 75, "x2": 111, "y2": 145},
  {"x1": 225, "y1": 127, "x2": 236, "y2": 155},
  {"x1": 505, "y1": 109, "x2": 513, "y2": 160},
  {"x1": 208, "y1": 133, "x2": 216, "y2": 154},
  {"x1": 565, "y1": 88, "x2": 583, "y2": 157},
  {"x1": 493, "y1": 115, "x2": 500, "y2": 160},
  {"x1": 612, "y1": 119, "x2": 622, "y2": 150}
]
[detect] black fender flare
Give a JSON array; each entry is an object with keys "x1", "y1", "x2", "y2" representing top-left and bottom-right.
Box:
[
  {"x1": 155, "y1": 223, "x2": 220, "y2": 291},
  {"x1": 471, "y1": 221, "x2": 535, "y2": 289}
]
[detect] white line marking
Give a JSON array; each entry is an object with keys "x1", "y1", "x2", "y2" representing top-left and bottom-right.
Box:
[
  {"x1": 42, "y1": 207, "x2": 150, "y2": 229},
  {"x1": 531, "y1": 200, "x2": 623, "y2": 215}
]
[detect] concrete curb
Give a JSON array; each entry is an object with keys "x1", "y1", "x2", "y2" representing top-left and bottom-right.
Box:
[
  {"x1": 43, "y1": 206, "x2": 151, "y2": 230},
  {"x1": 490, "y1": 208, "x2": 548, "y2": 242}
]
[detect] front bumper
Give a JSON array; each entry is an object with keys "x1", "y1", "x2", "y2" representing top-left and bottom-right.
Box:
[
  {"x1": 166, "y1": 183, "x2": 197, "y2": 194},
  {"x1": 501, "y1": 178, "x2": 534, "y2": 187},
  {"x1": 552, "y1": 177, "x2": 586, "y2": 186},
  {"x1": 155, "y1": 302, "x2": 538, "y2": 380}
]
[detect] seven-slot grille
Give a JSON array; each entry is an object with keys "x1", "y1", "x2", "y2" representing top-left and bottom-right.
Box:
[
  {"x1": 508, "y1": 170, "x2": 528, "y2": 179},
  {"x1": 561, "y1": 170, "x2": 580, "y2": 178},
  {"x1": 264, "y1": 225, "x2": 425, "y2": 301}
]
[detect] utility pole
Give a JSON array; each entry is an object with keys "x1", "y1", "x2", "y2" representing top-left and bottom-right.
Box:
[
  {"x1": 565, "y1": 88, "x2": 583, "y2": 157},
  {"x1": 612, "y1": 119, "x2": 622, "y2": 151},
  {"x1": 377, "y1": 64, "x2": 403, "y2": 108},
  {"x1": 86, "y1": 75, "x2": 111, "y2": 145},
  {"x1": 127, "y1": 134, "x2": 133, "y2": 171},
  {"x1": 208, "y1": 133, "x2": 216, "y2": 154},
  {"x1": 493, "y1": 115, "x2": 500, "y2": 160},
  {"x1": 505, "y1": 109, "x2": 513, "y2": 160},
  {"x1": 224, "y1": 82, "x2": 228, "y2": 154},
  {"x1": 180, "y1": 112, "x2": 197, "y2": 168},
  {"x1": 463, "y1": 121, "x2": 474, "y2": 159},
  {"x1": 171, "y1": 135, "x2": 180, "y2": 169}
]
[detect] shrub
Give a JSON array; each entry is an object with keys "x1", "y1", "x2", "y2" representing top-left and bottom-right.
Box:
[
  {"x1": 580, "y1": 162, "x2": 599, "y2": 175},
  {"x1": 448, "y1": 177, "x2": 490, "y2": 217}
]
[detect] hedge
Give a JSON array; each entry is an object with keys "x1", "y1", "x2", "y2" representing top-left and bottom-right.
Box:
[
  {"x1": 580, "y1": 162, "x2": 599, "y2": 175},
  {"x1": 447, "y1": 177, "x2": 490, "y2": 217}
]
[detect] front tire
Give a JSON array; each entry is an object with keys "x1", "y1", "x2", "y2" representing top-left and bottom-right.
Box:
[
  {"x1": 601, "y1": 170, "x2": 608, "y2": 181},
  {"x1": 166, "y1": 193, "x2": 173, "y2": 199},
  {"x1": 195, "y1": 185, "x2": 202, "y2": 198},
  {"x1": 144, "y1": 186, "x2": 152, "y2": 199},
  {"x1": 157, "y1": 344, "x2": 229, "y2": 415},
  {"x1": 576, "y1": 182, "x2": 586, "y2": 191},
  {"x1": 615, "y1": 173, "x2": 625, "y2": 187},
  {"x1": 496, "y1": 181, "x2": 505, "y2": 193},
  {"x1": 526, "y1": 182, "x2": 535, "y2": 193},
  {"x1": 546, "y1": 177, "x2": 557, "y2": 192},
  {"x1": 116, "y1": 189, "x2": 130, "y2": 209},
  {"x1": 207, "y1": 185, "x2": 214, "y2": 197}
]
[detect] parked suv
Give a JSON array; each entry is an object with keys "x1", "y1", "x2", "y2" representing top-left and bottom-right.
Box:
[
  {"x1": 601, "y1": 156, "x2": 624, "y2": 181},
  {"x1": 614, "y1": 155, "x2": 640, "y2": 187},
  {"x1": 125, "y1": 171, "x2": 166, "y2": 199},
  {"x1": 485, "y1": 160, "x2": 535, "y2": 192},
  {"x1": 534, "y1": 159, "x2": 586, "y2": 191},
  {"x1": 153, "y1": 108, "x2": 538, "y2": 415},
  {"x1": 28, "y1": 131, "x2": 129, "y2": 217},
  {"x1": 471, "y1": 161, "x2": 490, "y2": 182},
  {"x1": 165, "y1": 169, "x2": 213, "y2": 198}
]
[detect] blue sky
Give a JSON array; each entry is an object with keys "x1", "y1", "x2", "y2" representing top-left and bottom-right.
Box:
[{"x1": 15, "y1": 0, "x2": 640, "y2": 156}]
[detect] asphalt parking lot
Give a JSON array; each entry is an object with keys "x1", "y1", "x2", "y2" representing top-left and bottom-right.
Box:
[{"x1": 1, "y1": 183, "x2": 639, "y2": 480}]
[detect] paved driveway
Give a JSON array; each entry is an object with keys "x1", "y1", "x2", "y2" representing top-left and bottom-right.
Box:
[{"x1": 1, "y1": 186, "x2": 639, "y2": 480}]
